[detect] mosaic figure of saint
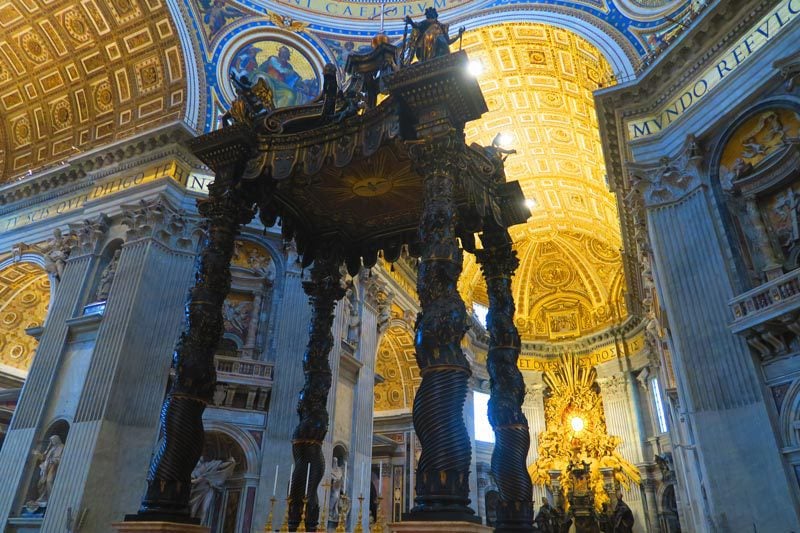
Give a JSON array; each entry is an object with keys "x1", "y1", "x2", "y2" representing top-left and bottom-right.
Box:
[{"x1": 231, "y1": 44, "x2": 318, "y2": 108}]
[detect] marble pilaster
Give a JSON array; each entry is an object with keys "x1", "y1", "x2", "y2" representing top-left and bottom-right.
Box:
[
  {"x1": 0, "y1": 252, "x2": 95, "y2": 527},
  {"x1": 42, "y1": 198, "x2": 198, "y2": 531}
]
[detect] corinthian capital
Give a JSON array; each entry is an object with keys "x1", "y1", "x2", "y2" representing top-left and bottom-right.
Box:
[
  {"x1": 121, "y1": 196, "x2": 196, "y2": 250},
  {"x1": 67, "y1": 213, "x2": 110, "y2": 256},
  {"x1": 627, "y1": 134, "x2": 704, "y2": 207}
]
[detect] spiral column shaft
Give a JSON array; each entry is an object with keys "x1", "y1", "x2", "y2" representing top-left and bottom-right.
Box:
[
  {"x1": 476, "y1": 227, "x2": 534, "y2": 531},
  {"x1": 288, "y1": 249, "x2": 346, "y2": 531},
  {"x1": 135, "y1": 177, "x2": 255, "y2": 520},
  {"x1": 406, "y1": 135, "x2": 476, "y2": 521}
]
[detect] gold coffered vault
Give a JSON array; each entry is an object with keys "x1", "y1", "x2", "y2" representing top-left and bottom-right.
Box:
[
  {"x1": 0, "y1": 0, "x2": 189, "y2": 181},
  {"x1": 457, "y1": 23, "x2": 627, "y2": 342}
]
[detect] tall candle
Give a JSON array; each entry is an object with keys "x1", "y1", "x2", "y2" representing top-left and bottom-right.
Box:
[
  {"x1": 360, "y1": 463, "x2": 365, "y2": 496},
  {"x1": 273, "y1": 464, "x2": 279, "y2": 496},
  {"x1": 304, "y1": 463, "x2": 311, "y2": 497},
  {"x1": 378, "y1": 462, "x2": 383, "y2": 496},
  {"x1": 343, "y1": 460, "x2": 348, "y2": 492},
  {"x1": 288, "y1": 463, "x2": 294, "y2": 497}
]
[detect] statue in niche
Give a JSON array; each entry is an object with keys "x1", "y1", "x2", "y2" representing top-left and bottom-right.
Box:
[
  {"x1": 345, "y1": 286, "x2": 361, "y2": 345},
  {"x1": 402, "y1": 8, "x2": 464, "y2": 64},
  {"x1": 328, "y1": 457, "x2": 344, "y2": 522},
  {"x1": 189, "y1": 456, "x2": 237, "y2": 525},
  {"x1": 30, "y1": 435, "x2": 65, "y2": 506},
  {"x1": 775, "y1": 187, "x2": 800, "y2": 246},
  {"x1": 95, "y1": 249, "x2": 121, "y2": 301},
  {"x1": 40, "y1": 228, "x2": 72, "y2": 281}
]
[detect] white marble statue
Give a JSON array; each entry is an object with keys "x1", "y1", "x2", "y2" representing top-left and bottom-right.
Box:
[
  {"x1": 328, "y1": 457, "x2": 344, "y2": 522},
  {"x1": 41, "y1": 228, "x2": 72, "y2": 281},
  {"x1": 189, "y1": 456, "x2": 237, "y2": 525},
  {"x1": 32, "y1": 435, "x2": 64, "y2": 504}
]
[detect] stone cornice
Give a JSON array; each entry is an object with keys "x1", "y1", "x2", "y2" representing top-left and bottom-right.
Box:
[{"x1": 0, "y1": 122, "x2": 198, "y2": 208}]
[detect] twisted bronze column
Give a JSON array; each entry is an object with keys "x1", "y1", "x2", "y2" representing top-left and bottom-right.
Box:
[
  {"x1": 476, "y1": 227, "x2": 533, "y2": 531},
  {"x1": 288, "y1": 248, "x2": 345, "y2": 531},
  {"x1": 406, "y1": 134, "x2": 476, "y2": 521},
  {"x1": 133, "y1": 178, "x2": 255, "y2": 520}
]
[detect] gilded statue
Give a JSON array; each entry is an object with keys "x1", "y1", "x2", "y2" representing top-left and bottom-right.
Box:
[
  {"x1": 221, "y1": 74, "x2": 275, "y2": 127},
  {"x1": 402, "y1": 8, "x2": 464, "y2": 64}
]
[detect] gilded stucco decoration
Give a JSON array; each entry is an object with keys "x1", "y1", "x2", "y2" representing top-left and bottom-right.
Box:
[
  {"x1": 529, "y1": 355, "x2": 640, "y2": 510},
  {"x1": 459, "y1": 24, "x2": 626, "y2": 341},
  {"x1": 374, "y1": 324, "x2": 419, "y2": 412},
  {"x1": 719, "y1": 108, "x2": 800, "y2": 189},
  {"x1": 0, "y1": 0, "x2": 188, "y2": 182},
  {"x1": 0, "y1": 262, "x2": 50, "y2": 372}
]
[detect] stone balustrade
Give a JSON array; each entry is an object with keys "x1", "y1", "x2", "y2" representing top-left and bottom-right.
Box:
[
  {"x1": 729, "y1": 269, "x2": 800, "y2": 334},
  {"x1": 214, "y1": 355, "x2": 274, "y2": 386}
]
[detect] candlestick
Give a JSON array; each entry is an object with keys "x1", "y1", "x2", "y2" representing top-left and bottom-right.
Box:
[
  {"x1": 279, "y1": 497, "x2": 291, "y2": 533},
  {"x1": 273, "y1": 464, "x2": 279, "y2": 497},
  {"x1": 265, "y1": 496, "x2": 277, "y2": 532},
  {"x1": 335, "y1": 494, "x2": 350, "y2": 533},
  {"x1": 371, "y1": 495, "x2": 385, "y2": 533},
  {"x1": 343, "y1": 460, "x2": 348, "y2": 493},
  {"x1": 354, "y1": 494, "x2": 364, "y2": 533},
  {"x1": 359, "y1": 464, "x2": 365, "y2": 497},
  {"x1": 304, "y1": 463, "x2": 311, "y2": 497},
  {"x1": 288, "y1": 463, "x2": 295, "y2": 497},
  {"x1": 297, "y1": 497, "x2": 308, "y2": 533}
]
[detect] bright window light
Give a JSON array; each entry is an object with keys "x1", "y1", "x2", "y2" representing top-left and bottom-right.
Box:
[
  {"x1": 467, "y1": 60, "x2": 483, "y2": 76},
  {"x1": 525, "y1": 198, "x2": 537, "y2": 210},
  {"x1": 473, "y1": 391, "x2": 495, "y2": 443},
  {"x1": 651, "y1": 378, "x2": 668, "y2": 433},
  {"x1": 472, "y1": 302, "x2": 488, "y2": 328}
]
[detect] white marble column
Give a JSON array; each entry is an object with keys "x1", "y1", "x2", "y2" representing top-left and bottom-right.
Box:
[
  {"x1": 521, "y1": 381, "x2": 547, "y2": 503},
  {"x1": 598, "y1": 373, "x2": 646, "y2": 532}
]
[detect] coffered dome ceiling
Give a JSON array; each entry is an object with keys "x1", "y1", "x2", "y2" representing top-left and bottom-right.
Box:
[
  {"x1": 0, "y1": 0, "x2": 189, "y2": 182},
  {"x1": 458, "y1": 24, "x2": 627, "y2": 341}
]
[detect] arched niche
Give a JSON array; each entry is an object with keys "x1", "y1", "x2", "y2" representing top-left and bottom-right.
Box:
[
  {"x1": 222, "y1": 237, "x2": 279, "y2": 355},
  {"x1": 21, "y1": 419, "x2": 69, "y2": 516},
  {"x1": 710, "y1": 103, "x2": 800, "y2": 283},
  {"x1": 190, "y1": 427, "x2": 254, "y2": 532},
  {"x1": 0, "y1": 260, "x2": 52, "y2": 373},
  {"x1": 82, "y1": 238, "x2": 124, "y2": 312}
]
